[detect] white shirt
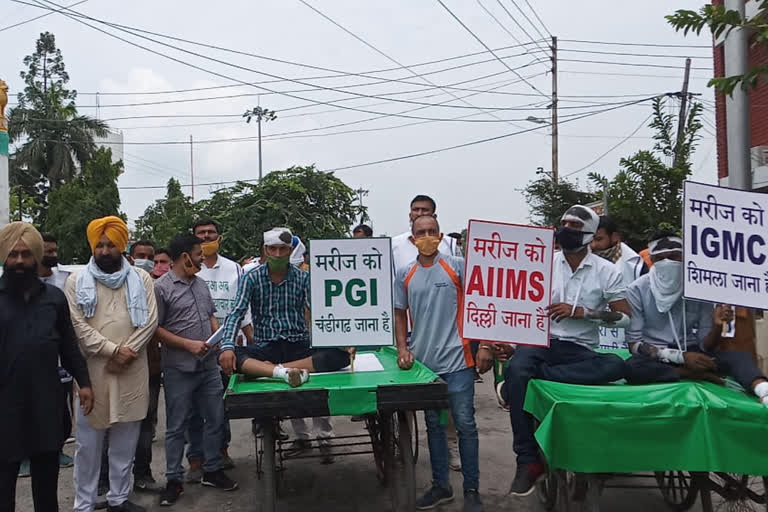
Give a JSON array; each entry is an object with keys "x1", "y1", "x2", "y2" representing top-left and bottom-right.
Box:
[
  {"x1": 598, "y1": 243, "x2": 645, "y2": 349},
  {"x1": 40, "y1": 265, "x2": 70, "y2": 290},
  {"x1": 551, "y1": 250, "x2": 626, "y2": 348},
  {"x1": 391, "y1": 230, "x2": 458, "y2": 275},
  {"x1": 199, "y1": 255, "x2": 252, "y2": 327}
]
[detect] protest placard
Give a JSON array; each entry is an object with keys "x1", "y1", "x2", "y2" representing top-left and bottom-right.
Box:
[
  {"x1": 684, "y1": 180, "x2": 768, "y2": 309},
  {"x1": 462, "y1": 220, "x2": 553, "y2": 346},
  {"x1": 310, "y1": 238, "x2": 394, "y2": 348}
]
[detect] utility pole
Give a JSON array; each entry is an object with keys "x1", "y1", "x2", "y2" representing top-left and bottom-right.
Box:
[
  {"x1": 673, "y1": 58, "x2": 692, "y2": 170},
  {"x1": 243, "y1": 107, "x2": 278, "y2": 181},
  {"x1": 724, "y1": 0, "x2": 751, "y2": 191},
  {"x1": 551, "y1": 36, "x2": 559, "y2": 183},
  {"x1": 355, "y1": 187, "x2": 369, "y2": 224},
  {"x1": 0, "y1": 79, "x2": 9, "y2": 228},
  {"x1": 190, "y1": 135, "x2": 195, "y2": 202}
]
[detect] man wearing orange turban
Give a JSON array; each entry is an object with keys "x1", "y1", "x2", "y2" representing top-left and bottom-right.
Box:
[
  {"x1": 0, "y1": 222, "x2": 93, "y2": 512},
  {"x1": 66, "y1": 216, "x2": 158, "y2": 512}
]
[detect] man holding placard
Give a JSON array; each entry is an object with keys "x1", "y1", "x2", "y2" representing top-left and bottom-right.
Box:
[
  {"x1": 623, "y1": 231, "x2": 768, "y2": 404},
  {"x1": 394, "y1": 215, "x2": 484, "y2": 512},
  {"x1": 505, "y1": 205, "x2": 631, "y2": 497},
  {"x1": 218, "y1": 227, "x2": 350, "y2": 384}
]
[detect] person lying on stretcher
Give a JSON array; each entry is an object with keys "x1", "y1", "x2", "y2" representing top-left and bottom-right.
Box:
[
  {"x1": 624, "y1": 230, "x2": 768, "y2": 405},
  {"x1": 218, "y1": 227, "x2": 351, "y2": 387}
]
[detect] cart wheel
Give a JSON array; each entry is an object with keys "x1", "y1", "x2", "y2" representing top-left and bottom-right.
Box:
[
  {"x1": 365, "y1": 415, "x2": 387, "y2": 485},
  {"x1": 256, "y1": 421, "x2": 277, "y2": 512},
  {"x1": 385, "y1": 411, "x2": 416, "y2": 511},
  {"x1": 708, "y1": 473, "x2": 767, "y2": 512},
  {"x1": 655, "y1": 471, "x2": 699, "y2": 512},
  {"x1": 536, "y1": 470, "x2": 558, "y2": 511},
  {"x1": 406, "y1": 410, "x2": 419, "y2": 465}
]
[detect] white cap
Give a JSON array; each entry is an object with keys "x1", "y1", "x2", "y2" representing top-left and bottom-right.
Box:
[
  {"x1": 561, "y1": 205, "x2": 599, "y2": 245},
  {"x1": 263, "y1": 227, "x2": 293, "y2": 247}
]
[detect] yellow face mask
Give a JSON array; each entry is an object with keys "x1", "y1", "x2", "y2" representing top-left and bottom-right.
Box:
[
  {"x1": 413, "y1": 235, "x2": 442, "y2": 256},
  {"x1": 201, "y1": 239, "x2": 220, "y2": 257}
]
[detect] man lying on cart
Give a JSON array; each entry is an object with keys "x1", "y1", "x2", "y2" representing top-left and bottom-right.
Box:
[{"x1": 623, "y1": 230, "x2": 768, "y2": 402}]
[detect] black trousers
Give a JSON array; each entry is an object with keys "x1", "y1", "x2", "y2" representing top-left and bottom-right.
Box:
[
  {"x1": 626, "y1": 345, "x2": 765, "y2": 390},
  {"x1": 0, "y1": 452, "x2": 60, "y2": 512},
  {"x1": 134, "y1": 374, "x2": 162, "y2": 478}
]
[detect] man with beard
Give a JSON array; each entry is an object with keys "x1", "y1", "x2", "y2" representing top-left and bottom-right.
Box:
[
  {"x1": 66, "y1": 216, "x2": 158, "y2": 512},
  {"x1": 0, "y1": 222, "x2": 93, "y2": 512},
  {"x1": 624, "y1": 231, "x2": 768, "y2": 404},
  {"x1": 505, "y1": 205, "x2": 631, "y2": 497}
]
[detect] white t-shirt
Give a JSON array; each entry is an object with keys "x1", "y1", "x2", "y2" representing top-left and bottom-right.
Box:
[
  {"x1": 40, "y1": 266, "x2": 70, "y2": 290},
  {"x1": 391, "y1": 230, "x2": 458, "y2": 275},
  {"x1": 199, "y1": 255, "x2": 252, "y2": 327},
  {"x1": 550, "y1": 250, "x2": 626, "y2": 348}
]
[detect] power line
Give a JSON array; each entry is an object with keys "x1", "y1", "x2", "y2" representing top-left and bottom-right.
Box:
[
  {"x1": 492, "y1": 0, "x2": 550, "y2": 56},
  {"x1": 0, "y1": 0, "x2": 87, "y2": 32},
  {"x1": 521, "y1": 0, "x2": 551, "y2": 36},
  {"x1": 474, "y1": 0, "x2": 544, "y2": 65},
  {"x1": 562, "y1": 69, "x2": 710, "y2": 80},
  {"x1": 558, "y1": 48, "x2": 712, "y2": 59},
  {"x1": 32, "y1": 0, "x2": 555, "y2": 125},
  {"x1": 560, "y1": 58, "x2": 712, "y2": 71},
  {"x1": 563, "y1": 113, "x2": 654, "y2": 178},
  {"x1": 117, "y1": 96, "x2": 659, "y2": 190},
  {"x1": 507, "y1": 0, "x2": 549, "y2": 42},
  {"x1": 560, "y1": 39, "x2": 711, "y2": 49},
  {"x1": 434, "y1": 0, "x2": 549, "y2": 98}
]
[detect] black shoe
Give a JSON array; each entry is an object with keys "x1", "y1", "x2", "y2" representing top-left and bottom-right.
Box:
[
  {"x1": 463, "y1": 489, "x2": 484, "y2": 512},
  {"x1": 134, "y1": 473, "x2": 162, "y2": 492},
  {"x1": 284, "y1": 439, "x2": 311, "y2": 457},
  {"x1": 94, "y1": 501, "x2": 108, "y2": 510},
  {"x1": 201, "y1": 469, "x2": 238, "y2": 491},
  {"x1": 159, "y1": 480, "x2": 183, "y2": 506},
  {"x1": 508, "y1": 462, "x2": 545, "y2": 497},
  {"x1": 107, "y1": 501, "x2": 145, "y2": 512},
  {"x1": 416, "y1": 483, "x2": 454, "y2": 510}
]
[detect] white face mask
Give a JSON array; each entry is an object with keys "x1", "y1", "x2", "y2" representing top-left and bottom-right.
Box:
[
  {"x1": 649, "y1": 259, "x2": 683, "y2": 313},
  {"x1": 133, "y1": 258, "x2": 155, "y2": 274}
]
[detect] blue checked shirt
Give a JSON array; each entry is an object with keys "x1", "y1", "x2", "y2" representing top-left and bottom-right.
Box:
[{"x1": 221, "y1": 263, "x2": 310, "y2": 351}]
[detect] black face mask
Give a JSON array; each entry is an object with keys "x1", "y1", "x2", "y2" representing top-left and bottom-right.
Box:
[
  {"x1": 95, "y1": 254, "x2": 123, "y2": 274},
  {"x1": 3, "y1": 265, "x2": 39, "y2": 295},
  {"x1": 41, "y1": 256, "x2": 58, "y2": 269},
  {"x1": 555, "y1": 226, "x2": 591, "y2": 252}
]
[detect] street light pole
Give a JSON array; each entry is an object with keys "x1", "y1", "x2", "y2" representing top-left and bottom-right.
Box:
[{"x1": 243, "y1": 106, "x2": 278, "y2": 181}]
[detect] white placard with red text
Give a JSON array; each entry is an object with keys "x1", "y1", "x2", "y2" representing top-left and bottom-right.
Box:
[{"x1": 462, "y1": 220, "x2": 554, "y2": 346}]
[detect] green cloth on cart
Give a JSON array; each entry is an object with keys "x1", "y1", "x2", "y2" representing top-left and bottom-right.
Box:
[
  {"x1": 226, "y1": 346, "x2": 439, "y2": 416},
  {"x1": 525, "y1": 377, "x2": 768, "y2": 475}
]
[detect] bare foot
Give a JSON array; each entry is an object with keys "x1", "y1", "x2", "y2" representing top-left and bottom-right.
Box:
[{"x1": 285, "y1": 368, "x2": 309, "y2": 388}]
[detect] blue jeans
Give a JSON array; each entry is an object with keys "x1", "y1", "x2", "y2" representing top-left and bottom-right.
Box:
[
  {"x1": 164, "y1": 367, "x2": 225, "y2": 481},
  {"x1": 424, "y1": 368, "x2": 479, "y2": 491},
  {"x1": 504, "y1": 339, "x2": 626, "y2": 465},
  {"x1": 186, "y1": 371, "x2": 231, "y2": 462}
]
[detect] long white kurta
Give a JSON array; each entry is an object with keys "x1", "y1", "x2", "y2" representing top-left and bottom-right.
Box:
[{"x1": 65, "y1": 268, "x2": 158, "y2": 430}]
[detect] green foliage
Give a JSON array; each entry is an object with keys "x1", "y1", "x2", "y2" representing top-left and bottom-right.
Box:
[
  {"x1": 8, "y1": 32, "x2": 108, "y2": 225},
  {"x1": 135, "y1": 165, "x2": 364, "y2": 260},
  {"x1": 133, "y1": 178, "x2": 198, "y2": 250},
  {"x1": 667, "y1": 2, "x2": 768, "y2": 94},
  {"x1": 45, "y1": 148, "x2": 124, "y2": 263},
  {"x1": 589, "y1": 97, "x2": 703, "y2": 249},
  {"x1": 522, "y1": 177, "x2": 598, "y2": 227}
]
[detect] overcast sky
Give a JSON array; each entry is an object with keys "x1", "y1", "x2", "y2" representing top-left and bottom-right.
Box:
[{"x1": 0, "y1": 0, "x2": 716, "y2": 238}]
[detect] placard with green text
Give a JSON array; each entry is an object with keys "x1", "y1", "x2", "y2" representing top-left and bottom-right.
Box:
[{"x1": 310, "y1": 238, "x2": 394, "y2": 348}]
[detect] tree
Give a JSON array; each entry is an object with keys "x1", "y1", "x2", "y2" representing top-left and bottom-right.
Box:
[
  {"x1": 667, "y1": 2, "x2": 768, "y2": 94},
  {"x1": 134, "y1": 178, "x2": 199, "y2": 250},
  {"x1": 45, "y1": 148, "x2": 124, "y2": 263},
  {"x1": 522, "y1": 177, "x2": 598, "y2": 227},
  {"x1": 196, "y1": 165, "x2": 363, "y2": 259},
  {"x1": 8, "y1": 32, "x2": 108, "y2": 224},
  {"x1": 589, "y1": 97, "x2": 703, "y2": 249}
]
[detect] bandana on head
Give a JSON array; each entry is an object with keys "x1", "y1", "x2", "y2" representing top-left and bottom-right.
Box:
[
  {"x1": 0, "y1": 222, "x2": 43, "y2": 265},
  {"x1": 648, "y1": 236, "x2": 684, "y2": 314},
  {"x1": 648, "y1": 236, "x2": 683, "y2": 256},
  {"x1": 561, "y1": 205, "x2": 599, "y2": 241},
  {"x1": 263, "y1": 227, "x2": 293, "y2": 247},
  {"x1": 87, "y1": 216, "x2": 129, "y2": 253}
]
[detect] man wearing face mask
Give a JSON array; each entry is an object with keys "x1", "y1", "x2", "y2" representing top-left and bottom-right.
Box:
[
  {"x1": 155, "y1": 235, "x2": 238, "y2": 506},
  {"x1": 66, "y1": 216, "x2": 158, "y2": 512},
  {"x1": 218, "y1": 227, "x2": 351, "y2": 385},
  {"x1": 394, "y1": 215, "x2": 483, "y2": 512},
  {"x1": 187, "y1": 220, "x2": 252, "y2": 478},
  {"x1": 0, "y1": 222, "x2": 93, "y2": 512},
  {"x1": 624, "y1": 231, "x2": 768, "y2": 404},
  {"x1": 505, "y1": 205, "x2": 631, "y2": 497},
  {"x1": 391, "y1": 195, "x2": 458, "y2": 274}
]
